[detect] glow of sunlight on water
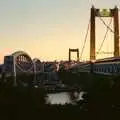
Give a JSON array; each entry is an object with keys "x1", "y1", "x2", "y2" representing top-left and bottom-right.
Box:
[
  {"x1": 46, "y1": 92, "x2": 72, "y2": 105},
  {"x1": 46, "y1": 92, "x2": 85, "y2": 105}
]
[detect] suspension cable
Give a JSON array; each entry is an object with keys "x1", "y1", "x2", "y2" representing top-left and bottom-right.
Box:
[
  {"x1": 99, "y1": 17, "x2": 114, "y2": 33},
  {"x1": 96, "y1": 10, "x2": 120, "y2": 57},
  {"x1": 96, "y1": 17, "x2": 112, "y2": 56},
  {"x1": 88, "y1": 0, "x2": 95, "y2": 7},
  {"x1": 80, "y1": 20, "x2": 90, "y2": 60},
  {"x1": 98, "y1": 15, "x2": 120, "y2": 40}
]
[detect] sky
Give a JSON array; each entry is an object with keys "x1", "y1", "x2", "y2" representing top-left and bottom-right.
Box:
[{"x1": 0, "y1": 0, "x2": 120, "y2": 63}]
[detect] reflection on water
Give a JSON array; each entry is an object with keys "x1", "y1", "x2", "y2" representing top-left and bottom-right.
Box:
[
  {"x1": 46, "y1": 92, "x2": 71, "y2": 105},
  {"x1": 76, "y1": 91, "x2": 85, "y2": 100},
  {"x1": 46, "y1": 92, "x2": 85, "y2": 105}
]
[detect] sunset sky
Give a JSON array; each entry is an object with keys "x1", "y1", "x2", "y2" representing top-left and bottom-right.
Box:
[{"x1": 0, "y1": 0, "x2": 120, "y2": 63}]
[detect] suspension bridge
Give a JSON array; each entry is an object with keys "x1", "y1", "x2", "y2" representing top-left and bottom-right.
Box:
[
  {"x1": 69, "y1": 5, "x2": 119, "y2": 61},
  {"x1": 0, "y1": 6, "x2": 120, "y2": 88},
  {"x1": 68, "y1": 6, "x2": 120, "y2": 77}
]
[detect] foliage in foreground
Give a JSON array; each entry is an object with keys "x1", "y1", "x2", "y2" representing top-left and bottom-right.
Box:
[{"x1": 0, "y1": 72, "x2": 120, "y2": 120}]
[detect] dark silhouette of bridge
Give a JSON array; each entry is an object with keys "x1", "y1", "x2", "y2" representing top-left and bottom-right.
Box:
[
  {"x1": 0, "y1": 50, "x2": 62, "y2": 87},
  {"x1": 0, "y1": 6, "x2": 120, "y2": 87}
]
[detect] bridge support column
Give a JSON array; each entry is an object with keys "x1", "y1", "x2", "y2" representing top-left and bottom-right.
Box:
[
  {"x1": 90, "y1": 6, "x2": 96, "y2": 61},
  {"x1": 113, "y1": 6, "x2": 119, "y2": 57},
  {"x1": 13, "y1": 56, "x2": 17, "y2": 86}
]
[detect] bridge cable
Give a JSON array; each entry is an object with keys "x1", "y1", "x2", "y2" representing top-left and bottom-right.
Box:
[
  {"x1": 88, "y1": 0, "x2": 95, "y2": 7},
  {"x1": 96, "y1": 17, "x2": 112, "y2": 56},
  {"x1": 80, "y1": 20, "x2": 90, "y2": 60},
  {"x1": 98, "y1": 15, "x2": 120, "y2": 39}
]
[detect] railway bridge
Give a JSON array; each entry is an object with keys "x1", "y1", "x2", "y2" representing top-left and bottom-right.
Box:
[{"x1": 1, "y1": 51, "x2": 44, "y2": 86}]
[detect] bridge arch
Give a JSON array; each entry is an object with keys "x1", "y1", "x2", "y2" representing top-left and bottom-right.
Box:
[
  {"x1": 3, "y1": 51, "x2": 34, "y2": 86},
  {"x1": 12, "y1": 51, "x2": 31, "y2": 58},
  {"x1": 12, "y1": 51, "x2": 33, "y2": 72},
  {"x1": 4, "y1": 51, "x2": 33, "y2": 74},
  {"x1": 33, "y1": 58, "x2": 44, "y2": 72}
]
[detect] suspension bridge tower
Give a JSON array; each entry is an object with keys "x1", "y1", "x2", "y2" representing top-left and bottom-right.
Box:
[
  {"x1": 69, "y1": 48, "x2": 79, "y2": 62},
  {"x1": 90, "y1": 6, "x2": 119, "y2": 61}
]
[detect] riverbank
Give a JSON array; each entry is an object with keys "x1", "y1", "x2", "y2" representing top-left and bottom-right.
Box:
[
  {"x1": 0, "y1": 72, "x2": 120, "y2": 120},
  {"x1": 0, "y1": 84, "x2": 120, "y2": 119},
  {"x1": 0, "y1": 86, "x2": 88, "y2": 120}
]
